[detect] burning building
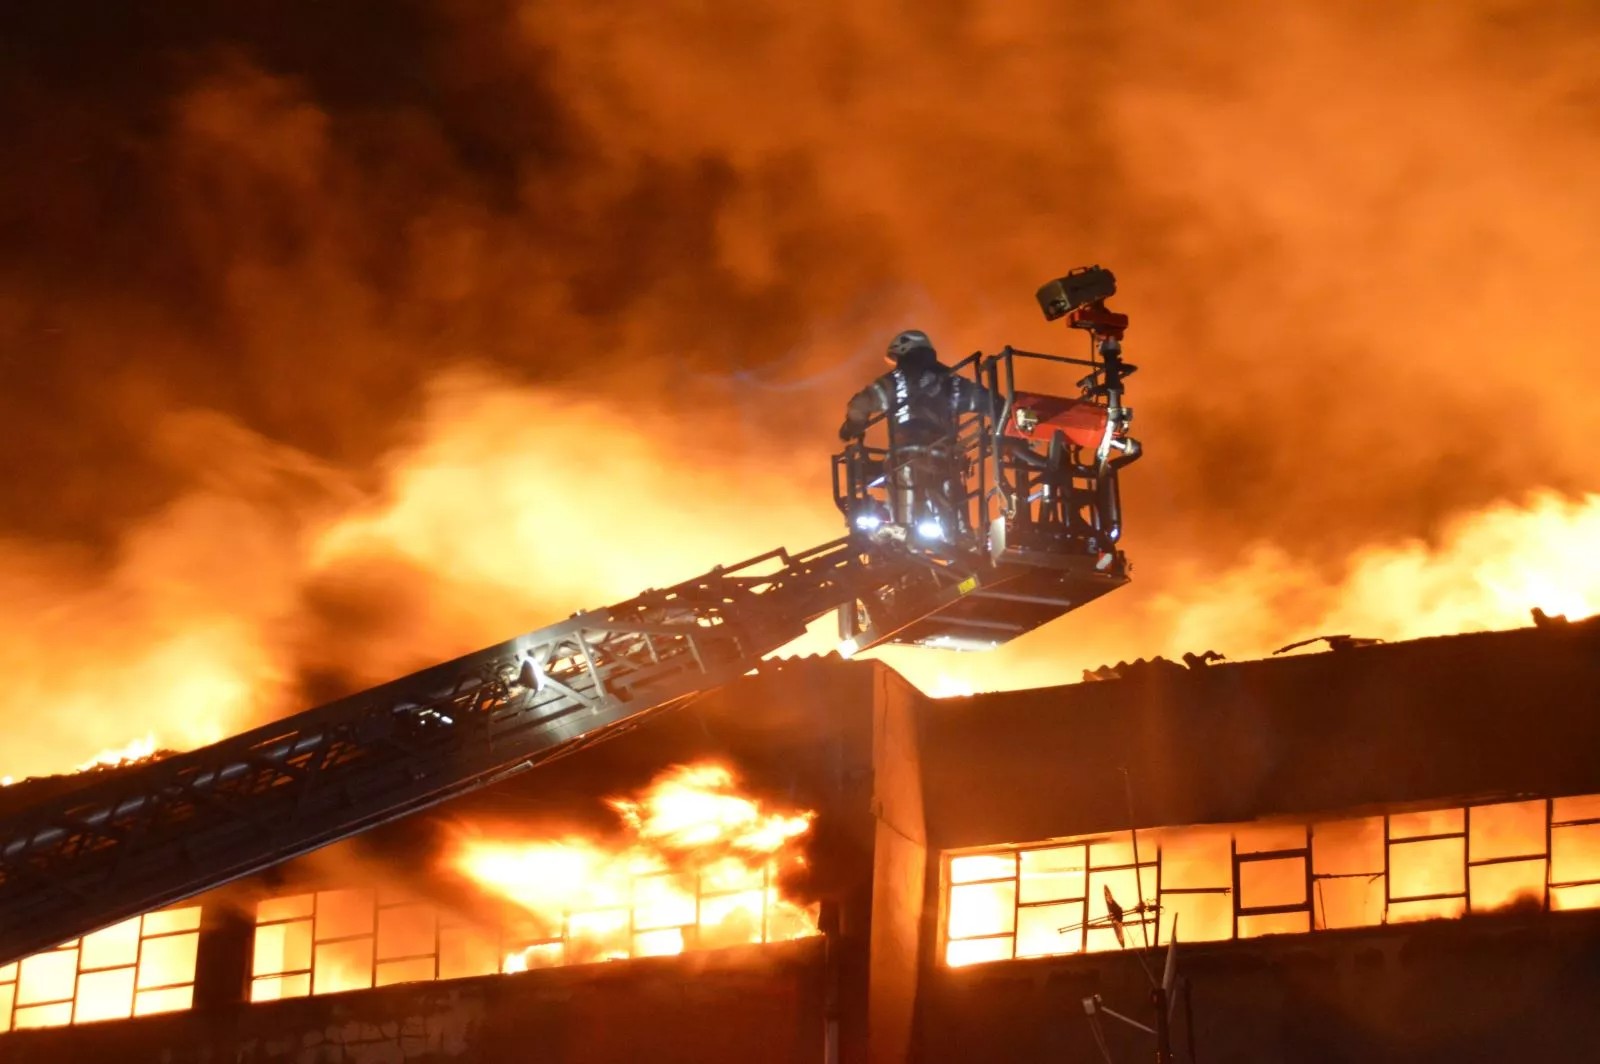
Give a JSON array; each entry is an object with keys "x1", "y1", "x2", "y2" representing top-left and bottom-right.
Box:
[{"x1": 2, "y1": 613, "x2": 1600, "y2": 1062}]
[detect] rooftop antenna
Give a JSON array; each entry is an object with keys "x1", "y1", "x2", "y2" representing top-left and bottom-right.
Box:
[
  {"x1": 1056, "y1": 884, "x2": 1158, "y2": 953},
  {"x1": 1078, "y1": 915, "x2": 1188, "y2": 1064},
  {"x1": 1066, "y1": 766, "x2": 1201, "y2": 1062},
  {"x1": 1155, "y1": 917, "x2": 1179, "y2": 1064},
  {"x1": 1120, "y1": 767, "x2": 1153, "y2": 952},
  {"x1": 1159, "y1": 923, "x2": 1200, "y2": 1064},
  {"x1": 1058, "y1": 768, "x2": 1161, "y2": 970}
]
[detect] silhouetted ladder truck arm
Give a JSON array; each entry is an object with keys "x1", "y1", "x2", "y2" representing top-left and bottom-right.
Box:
[
  {"x1": 0, "y1": 265, "x2": 1142, "y2": 966},
  {"x1": 0, "y1": 538, "x2": 914, "y2": 965}
]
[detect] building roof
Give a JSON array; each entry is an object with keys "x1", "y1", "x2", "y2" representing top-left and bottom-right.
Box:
[{"x1": 914, "y1": 616, "x2": 1600, "y2": 847}]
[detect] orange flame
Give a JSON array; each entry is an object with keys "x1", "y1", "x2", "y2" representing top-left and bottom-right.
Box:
[
  {"x1": 608, "y1": 763, "x2": 813, "y2": 855},
  {"x1": 447, "y1": 761, "x2": 818, "y2": 971},
  {"x1": 1, "y1": 733, "x2": 164, "y2": 787},
  {"x1": 7, "y1": 1, "x2": 1600, "y2": 802},
  {"x1": 865, "y1": 490, "x2": 1600, "y2": 698},
  {"x1": 8, "y1": 382, "x2": 1599, "y2": 784},
  {"x1": 74, "y1": 733, "x2": 160, "y2": 773},
  {"x1": 945, "y1": 796, "x2": 1600, "y2": 968}
]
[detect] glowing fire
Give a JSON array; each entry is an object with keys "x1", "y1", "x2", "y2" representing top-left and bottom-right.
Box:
[
  {"x1": 74, "y1": 734, "x2": 160, "y2": 773},
  {"x1": 1, "y1": 733, "x2": 163, "y2": 788},
  {"x1": 944, "y1": 795, "x2": 1600, "y2": 968},
  {"x1": 925, "y1": 675, "x2": 977, "y2": 700},
  {"x1": 8, "y1": 383, "x2": 1600, "y2": 788},
  {"x1": 866, "y1": 489, "x2": 1600, "y2": 698},
  {"x1": 1148, "y1": 490, "x2": 1600, "y2": 657},
  {"x1": 448, "y1": 762, "x2": 818, "y2": 971},
  {"x1": 5, "y1": 0, "x2": 1600, "y2": 811}
]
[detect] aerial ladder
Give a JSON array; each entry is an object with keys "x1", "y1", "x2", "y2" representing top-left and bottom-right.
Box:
[{"x1": 0, "y1": 267, "x2": 1142, "y2": 966}]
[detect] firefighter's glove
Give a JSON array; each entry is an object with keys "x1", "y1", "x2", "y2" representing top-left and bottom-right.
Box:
[{"x1": 838, "y1": 420, "x2": 860, "y2": 441}]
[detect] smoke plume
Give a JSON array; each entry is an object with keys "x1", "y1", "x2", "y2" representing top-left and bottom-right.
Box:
[{"x1": 2, "y1": 2, "x2": 1598, "y2": 772}]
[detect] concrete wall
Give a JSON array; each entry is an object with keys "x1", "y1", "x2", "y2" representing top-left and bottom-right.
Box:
[
  {"x1": 867, "y1": 666, "x2": 930, "y2": 1064},
  {"x1": 905, "y1": 619, "x2": 1600, "y2": 1063},
  {"x1": 916, "y1": 620, "x2": 1600, "y2": 849},
  {"x1": 917, "y1": 908, "x2": 1600, "y2": 1063},
  {"x1": 4, "y1": 939, "x2": 828, "y2": 1064}
]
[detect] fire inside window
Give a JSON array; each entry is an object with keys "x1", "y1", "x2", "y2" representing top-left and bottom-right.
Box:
[
  {"x1": 943, "y1": 793, "x2": 1600, "y2": 966},
  {"x1": 250, "y1": 861, "x2": 811, "y2": 1001},
  {"x1": 250, "y1": 888, "x2": 510, "y2": 1001},
  {"x1": 0, "y1": 907, "x2": 201, "y2": 1031}
]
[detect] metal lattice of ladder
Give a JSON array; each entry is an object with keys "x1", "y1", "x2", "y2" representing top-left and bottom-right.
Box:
[{"x1": 0, "y1": 537, "x2": 899, "y2": 965}]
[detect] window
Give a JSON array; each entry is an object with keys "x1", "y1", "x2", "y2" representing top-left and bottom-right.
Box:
[
  {"x1": 503, "y1": 859, "x2": 805, "y2": 969},
  {"x1": 0, "y1": 908, "x2": 200, "y2": 1031},
  {"x1": 376, "y1": 898, "x2": 440, "y2": 987},
  {"x1": 1312, "y1": 816, "x2": 1384, "y2": 929},
  {"x1": 250, "y1": 893, "x2": 313, "y2": 1001},
  {"x1": 1386, "y1": 810, "x2": 1466, "y2": 923},
  {"x1": 1550, "y1": 796, "x2": 1600, "y2": 910},
  {"x1": 250, "y1": 860, "x2": 815, "y2": 999},
  {"x1": 1082, "y1": 832, "x2": 1159, "y2": 954},
  {"x1": 1469, "y1": 800, "x2": 1547, "y2": 913},
  {"x1": 943, "y1": 792, "x2": 1600, "y2": 968},
  {"x1": 945, "y1": 831, "x2": 1156, "y2": 965},
  {"x1": 252, "y1": 890, "x2": 441, "y2": 1002},
  {"x1": 1235, "y1": 825, "x2": 1311, "y2": 938},
  {"x1": 1018, "y1": 846, "x2": 1087, "y2": 957},
  {"x1": 1156, "y1": 826, "x2": 1232, "y2": 944},
  {"x1": 946, "y1": 850, "x2": 1019, "y2": 966}
]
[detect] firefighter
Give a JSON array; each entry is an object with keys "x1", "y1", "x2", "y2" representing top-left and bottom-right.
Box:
[{"x1": 838, "y1": 330, "x2": 993, "y2": 540}]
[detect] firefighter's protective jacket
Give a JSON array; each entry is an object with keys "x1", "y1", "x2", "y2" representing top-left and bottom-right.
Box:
[{"x1": 839, "y1": 355, "x2": 993, "y2": 446}]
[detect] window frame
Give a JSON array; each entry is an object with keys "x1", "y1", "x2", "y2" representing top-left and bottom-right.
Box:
[
  {"x1": 0, "y1": 908, "x2": 201, "y2": 1031},
  {"x1": 1548, "y1": 800, "x2": 1600, "y2": 905},
  {"x1": 940, "y1": 793, "x2": 1600, "y2": 971}
]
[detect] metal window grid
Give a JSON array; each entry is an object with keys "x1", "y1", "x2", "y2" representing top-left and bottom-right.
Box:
[
  {"x1": 943, "y1": 838, "x2": 1159, "y2": 961},
  {"x1": 249, "y1": 900, "x2": 314, "y2": 1000},
  {"x1": 1384, "y1": 813, "x2": 1468, "y2": 912},
  {"x1": 251, "y1": 889, "x2": 385, "y2": 1000},
  {"x1": 0, "y1": 536, "x2": 896, "y2": 968},
  {"x1": 503, "y1": 861, "x2": 784, "y2": 966},
  {"x1": 1463, "y1": 800, "x2": 1550, "y2": 913},
  {"x1": 250, "y1": 861, "x2": 793, "y2": 996},
  {"x1": 1, "y1": 908, "x2": 199, "y2": 1031},
  {"x1": 940, "y1": 792, "x2": 1600, "y2": 970},
  {"x1": 1309, "y1": 817, "x2": 1385, "y2": 929},
  {"x1": 1547, "y1": 804, "x2": 1600, "y2": 898},
  {"x1": 374, "y1": 897, "x2": 444, "y2": 985},
  {"x1": 1233, "y1": 832, "x2": 1313, "y2": 922}
]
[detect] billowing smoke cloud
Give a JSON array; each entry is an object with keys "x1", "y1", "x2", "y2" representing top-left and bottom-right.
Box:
[{"x1": 2, "y1": 2, "x2": 1599, "y2": 773}]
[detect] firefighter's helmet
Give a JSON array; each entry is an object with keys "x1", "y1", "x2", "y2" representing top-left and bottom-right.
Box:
[{"x1": 886, "y1": 329, "x2": 936, "y2": 365}]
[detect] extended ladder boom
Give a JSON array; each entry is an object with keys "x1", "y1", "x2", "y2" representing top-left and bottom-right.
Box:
[
  {"x1": 0, "y1": 269, "x2": 1148, "y2": 964},
  {"x1": 0, "y1": 537, "x2": 897, "y2": 965}
]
